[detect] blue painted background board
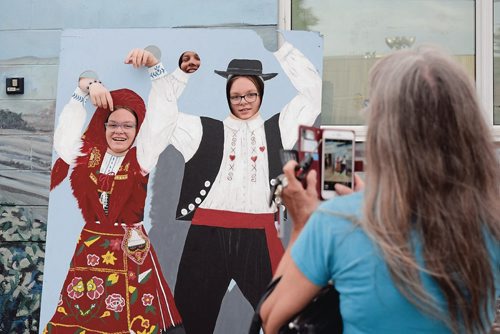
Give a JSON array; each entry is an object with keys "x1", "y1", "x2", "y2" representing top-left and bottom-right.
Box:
[{"x1": 41, "y1": 28, "x2": 322, "y2": 333}]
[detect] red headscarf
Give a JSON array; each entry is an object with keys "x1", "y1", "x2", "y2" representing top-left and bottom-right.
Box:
[{"x1": 50, "y1": 88, "x2": 146, "y2": 190}]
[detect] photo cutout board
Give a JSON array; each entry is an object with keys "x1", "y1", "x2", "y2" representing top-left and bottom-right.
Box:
[{"x1": 41, "y1": 28, "x2": 322, "y2": 334}]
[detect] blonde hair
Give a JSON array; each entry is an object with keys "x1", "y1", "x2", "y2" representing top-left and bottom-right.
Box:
[{"x1": 363, "y1": 46, "x2": 500, "y2": 333}]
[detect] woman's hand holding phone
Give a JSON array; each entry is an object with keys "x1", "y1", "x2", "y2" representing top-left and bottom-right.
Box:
[{"x1": 281, "y1": 161, "x2": 320, "y2": 236}]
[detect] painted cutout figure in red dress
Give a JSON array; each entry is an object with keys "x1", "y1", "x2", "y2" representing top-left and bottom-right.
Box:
[{"x1": 45, "y1": 74, "x2": 185, "y2": 334}]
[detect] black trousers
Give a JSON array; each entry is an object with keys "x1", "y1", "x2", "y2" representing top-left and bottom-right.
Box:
[{"x1": 174, "y1": 225, "x2": 273, "y2": 334}]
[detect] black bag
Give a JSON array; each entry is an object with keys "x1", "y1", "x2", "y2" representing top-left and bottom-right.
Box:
[{"x1": 248, "y1": 276, "x2": 343, "y2": 334}]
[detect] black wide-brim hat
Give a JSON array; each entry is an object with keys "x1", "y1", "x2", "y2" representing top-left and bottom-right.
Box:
[{"x1": 214, "y1": 59, "x2": 277, "y2": 80}]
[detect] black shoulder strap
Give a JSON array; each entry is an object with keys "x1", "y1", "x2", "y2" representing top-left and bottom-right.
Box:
[
  {"x1": 248, "y1": 277, "x2": 343, "y2": 334},
  {"x1": 248, "y1": 276, "x2": 282, "y2": 334}
]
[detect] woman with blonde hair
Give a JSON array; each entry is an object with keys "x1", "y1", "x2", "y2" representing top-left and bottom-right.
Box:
[{"x1": 259, "y1": 46, "x2": 500, "y2": 333}]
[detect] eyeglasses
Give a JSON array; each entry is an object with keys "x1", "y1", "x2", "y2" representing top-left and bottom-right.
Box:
[
  {"x1": 105, "y1": 122, "x2": 136, "y2": 131},
  {"x1": 229, "y1": 92, "x2": 259, "y2": 105}
]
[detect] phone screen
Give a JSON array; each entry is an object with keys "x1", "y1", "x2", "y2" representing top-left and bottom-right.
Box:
[{"x1": 323, "y1": 138, "x2": 354, "y2": 189}]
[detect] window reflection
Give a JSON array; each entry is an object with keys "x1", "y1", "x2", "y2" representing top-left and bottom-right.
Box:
[{"x1": 292, "y1": 0, "x2": 475, "y2": 125}]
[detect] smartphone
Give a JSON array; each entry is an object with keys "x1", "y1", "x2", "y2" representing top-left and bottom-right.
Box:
[
  {"x1": 298, "y1": 126, "x2": 322, "y2": 194},
  {"x1": 320, "y1": 129, "x2": 355, "y2": 199}
]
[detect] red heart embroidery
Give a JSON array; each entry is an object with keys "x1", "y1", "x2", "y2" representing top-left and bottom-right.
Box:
[
  {"x1": 251, "y1": 156, "x2": 257, "y2": 162},
  {"x1": 259, "y1": 146, "x2": 265, "y2": 152},
  {"x1": 229, "y1": 155, "x2": 235, "y2": 161}
]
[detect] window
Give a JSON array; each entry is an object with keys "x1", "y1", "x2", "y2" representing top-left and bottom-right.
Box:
[
  {"x1": 284, "y1": 0, "x2": 479, "y2": 129},
  {"x1": 494, "y1": 0, "x2": 500, "y2": 124}
]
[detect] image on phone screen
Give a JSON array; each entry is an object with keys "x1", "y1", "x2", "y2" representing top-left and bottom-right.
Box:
[{"x1": 323, "y1": 138, "x2": 353, "y2": 189}]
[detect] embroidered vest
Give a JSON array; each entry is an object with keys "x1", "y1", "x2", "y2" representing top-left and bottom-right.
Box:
[{"x1": 176, "y1": 114, "x2": 283, "y2": 220}]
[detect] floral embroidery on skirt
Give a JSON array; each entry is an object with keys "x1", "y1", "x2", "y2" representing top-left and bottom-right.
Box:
[{"x1": 44, "y1": 223, "x2": 182, "y2": 334}]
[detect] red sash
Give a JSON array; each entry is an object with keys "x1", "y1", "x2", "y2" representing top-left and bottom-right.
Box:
[{"x1": 191, "y1": 208, "x2": 284, "y2": 273}]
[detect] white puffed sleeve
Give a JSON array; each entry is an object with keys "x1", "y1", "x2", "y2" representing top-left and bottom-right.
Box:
[
  {"x1": 275, "y1": 42, "x2": 322, "y2": 149},
  {"x1": 136, "y1": 65, "x2": 202, "y2": 173},
  {"x1": 53, "y1": 88, "x2": 88, "y2": 164}
]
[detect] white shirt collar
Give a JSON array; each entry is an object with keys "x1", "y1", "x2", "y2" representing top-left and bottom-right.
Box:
[{"x1": 224, "y1": 112, "x2": 264, "y2": 131}]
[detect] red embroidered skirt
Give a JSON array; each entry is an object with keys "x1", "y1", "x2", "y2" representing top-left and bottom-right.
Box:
[{"x1": 44, "y1": 222, "x2": 182, "y2": 334}]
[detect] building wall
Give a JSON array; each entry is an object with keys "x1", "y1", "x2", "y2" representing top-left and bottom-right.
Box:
[{"x1": 0, "y1": 2, "x2": 277, "y2": 332}]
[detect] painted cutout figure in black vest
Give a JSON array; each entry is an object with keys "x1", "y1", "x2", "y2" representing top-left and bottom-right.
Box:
[{"x1": 126, "y1": 40, "x2": 321, "y2": 333}]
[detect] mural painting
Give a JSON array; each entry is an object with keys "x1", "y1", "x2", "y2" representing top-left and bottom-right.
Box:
[
  {"x1": 0, "y1": 206, "x2": 46, "y2": 333},
  {"x1": 41, "y1": 28, "x2": 322, "y2": 334},
  {"x1": 0, "y1": 54, "x2": 54, "y2": 333}
]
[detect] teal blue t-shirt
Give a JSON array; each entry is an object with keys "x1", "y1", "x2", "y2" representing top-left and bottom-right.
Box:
[{"x1": 291, "y1": 191, "x2": 500, "y2": 333}]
